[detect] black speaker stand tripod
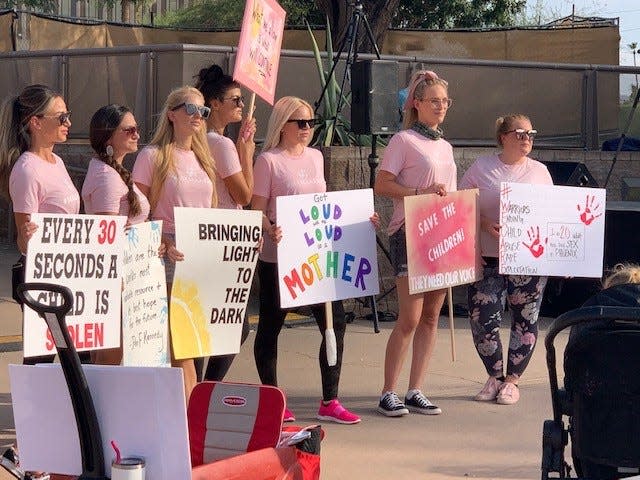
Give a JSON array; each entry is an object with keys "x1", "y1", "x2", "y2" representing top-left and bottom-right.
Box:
[{"x1": 314, "y1": 1, "x2": 397, "y2": 333}]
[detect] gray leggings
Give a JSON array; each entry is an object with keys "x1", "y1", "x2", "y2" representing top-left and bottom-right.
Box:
[{"x1": 467, "y1": 260, "x2": 547, "y2": 379}]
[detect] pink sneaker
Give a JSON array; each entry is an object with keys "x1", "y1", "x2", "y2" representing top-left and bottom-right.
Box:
[
  {"x1": 316, "y1": 399, "x2": 361, "y2": 424},
  {"x1": 283, "y1": 407, "x2": 296, "y2": 422},
  {"x1": 496, "y1": 382, "x2": 520, "y2": 405},
  {"x1": 474, "y1": 376, "x2": 504, "y2": 402}
]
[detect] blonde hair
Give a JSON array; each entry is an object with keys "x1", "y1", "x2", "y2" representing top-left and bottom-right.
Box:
[
  {"x1": 603, "y1": 263, "x2": 640, "y2": 289},
  {"x1": 261, "y1": 96, "x2": 314, "y2": 152},
  {"x1": 0, "y1": 84, "x2": 60, "y2": 200},
  {"x1": 495, "y1": 114, "x2": 531, "y2": 147},
  {"x1": 147, "y1": 86, "x2": 217, "y2": 210},
  {"x1": 402, "y1": 70, "x2": 448, "y2": 130}
]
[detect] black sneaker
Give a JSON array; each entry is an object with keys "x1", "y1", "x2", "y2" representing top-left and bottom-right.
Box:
[
  {"x1": 377, "y1": 391, "x2": 409, "y2": 417},
  {"x1": 405, "y1": 391, "x2": 442, "y2": 415}
]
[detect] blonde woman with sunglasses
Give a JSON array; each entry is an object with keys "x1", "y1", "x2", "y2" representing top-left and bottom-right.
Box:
[
  {"x1": 460, "y1": 114, "x2": 553, "y2": 405},
  {"x1": 0, "y1": 84, "x2": 79, "y2": 366},
  {"x1": 82, "y1": 104, "x2": 151, "y2": 366},
  {"x1": 251, "y1": 96, "x2": 361, "y2": 425},
  {"x1": 132, "y1": 86, "x2": 216, "y2": 402}
]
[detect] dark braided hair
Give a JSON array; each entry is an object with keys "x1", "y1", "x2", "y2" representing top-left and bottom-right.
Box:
[
  {"x1": 194, "y1": 64, "x2": 240, "y2": 106},
  {"x1": 89, "y1": 104, "x2": 141, "y2": 217}
]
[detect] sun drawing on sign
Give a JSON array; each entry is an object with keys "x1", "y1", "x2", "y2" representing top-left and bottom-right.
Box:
[{"x1": 170, "y1": 279, "x2": 210, "y2": 357}]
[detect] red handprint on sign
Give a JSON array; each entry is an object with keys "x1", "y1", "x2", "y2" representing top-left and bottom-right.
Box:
[
  {"x1": 577, "y1": 195, "x2": 602, "y2": 226},
  {"x1": 522, "y1": 226, "x2": 547, "y2": 258}
]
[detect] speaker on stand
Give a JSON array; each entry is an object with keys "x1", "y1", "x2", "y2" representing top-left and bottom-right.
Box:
[{"x1": 350, "y1": 60, "x2": 399, "y2": 135}]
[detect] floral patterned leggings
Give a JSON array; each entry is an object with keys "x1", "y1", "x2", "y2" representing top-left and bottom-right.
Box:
[{"x1": 468, "y1": 262, "x2": 547, "y2": 379}]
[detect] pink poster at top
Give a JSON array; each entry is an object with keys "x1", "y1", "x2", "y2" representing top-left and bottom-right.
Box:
[
  {"x1": 233, "y1": 0, "x2": 286, "y2": 105},
  {"x1": 404, "y1": 189, "x2": 481, "y2": 294}
]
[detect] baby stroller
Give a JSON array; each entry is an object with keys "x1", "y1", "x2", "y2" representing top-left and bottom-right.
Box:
[{"x1": 541, "y1": 283, "x2": 640, "y2": 480}]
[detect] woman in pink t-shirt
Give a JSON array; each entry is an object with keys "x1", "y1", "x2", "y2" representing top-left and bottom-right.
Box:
[
  {"x1": 251, "y1": 96, "x2": 360, "y2": 425},
  {"x1": 193, "y1": 64, "x2": 256, "y2": 382},
  {"x1": 0, "y1": 84, "x2": 79, "y2": 367},
  {"x1": 132, "y1": 86, "x2": 217, "y2": 402},
  {"x1": 374, "y1": 70, "x2": 456, "y2": 417},
  {"x1": 460, "y1": 114, "x2": 552, "y2": 405},
  {"x1": 82, "y1": 104, "x2": 151, "y2": 365}
]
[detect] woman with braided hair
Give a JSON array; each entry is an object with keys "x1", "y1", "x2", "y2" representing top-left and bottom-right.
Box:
[{"x1": 82, "y1": 104, "x2": 151, "y2": 365}]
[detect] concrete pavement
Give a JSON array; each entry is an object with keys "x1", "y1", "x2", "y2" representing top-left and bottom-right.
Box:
[{"x1": 0, "y1": 241, "x2": 570, "y2": 479}]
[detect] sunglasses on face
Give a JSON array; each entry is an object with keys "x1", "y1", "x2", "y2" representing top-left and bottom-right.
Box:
[
  {"x1": 286, "y1": 118, "x2": 316, "y2": 129},
  {"x1": 171, "y1": 102, "x2": 211, "y2": 119},
  {"x1": 38, "y1": 111, "x2": 71, "y2": 125},
  {"x1": 221, "y1": 96, "x2": 245, "y2": 107},
  {"x1": 506, "y1": 128, "x2": 537, "y2": 141},
  {"x1": 121, "y1": 126, "x2": 139, "y2": 136}
]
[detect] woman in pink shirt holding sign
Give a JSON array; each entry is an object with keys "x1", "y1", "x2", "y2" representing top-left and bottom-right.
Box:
[
  {"x1": 194, "y1": 64, "x2": 255, "y2": 382},
  {"x1": 0, "y1": 84, "x2": 80, "y2": 366},
  {"x1": 251, "y1": 96, "x2": 360, "y2": 425},
  {"x1": 82, "y1": 104, "x2": 151, "y2": 365},
  {"x1": 374, "y1": 70, "x2": 456, "y2": 417},
  {"x1": 460, "y1": 114, "x2": 552, "y2": 405},
  {"x1": 133, "y1": 86, "x2": 217, "y2": 402}
]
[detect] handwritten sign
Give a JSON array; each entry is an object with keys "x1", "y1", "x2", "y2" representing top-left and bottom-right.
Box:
[
  {"x1": 122, "y1": 221, "x2": 169, "y2": 367},
  {"x1": 404, "y1": 189, "x2": 481, "y2": 294},
  {"x1": 499, "y1": 182, "x2": 606, "y2": 277},
  {"x1": 172, "y1": 207, "x2": 261, "y2": 360},
  {"x1": 24, "y1": 213, "x2": 126, "y2": 357},
  {"x1": 233, "y1": 0, "x2": 286, "y2": 104},
  {"x1": 276, "y1": 189, "x2": 379, "y2": 308}
]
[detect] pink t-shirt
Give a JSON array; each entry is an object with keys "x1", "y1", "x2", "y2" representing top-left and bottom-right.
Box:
[
  {"x1": 380, "y1": 129, "x2": 457, "y2": 235},
  {"x1": 208, "y1": 131, "x2": 242, "y2": 210},
  {"x1": 460, "y1": 154, "x2": 553, "y2": 257},
  {"x1": 10, "y1": 151, "x2": 80, "y2": 214},
  {"x1": 132, "y1": 146, "x2": 213, "y2": 234},
  {"x1": 82, "y1": 158, "x2": 150, "y2": 225},
  {"x1": 253, "y1": 146, "x2": 326, "y2": 262}
]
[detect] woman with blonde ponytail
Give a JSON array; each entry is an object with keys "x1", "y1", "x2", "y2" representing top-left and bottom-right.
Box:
[
  {"x1": 82, "y1": 104, "x2": 151, "y2": 366},
  {"x1": 132, "y1": 86, "x2": 216, "y2": 402}
]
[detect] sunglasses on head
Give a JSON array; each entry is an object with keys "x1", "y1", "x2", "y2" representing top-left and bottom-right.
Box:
[
  {"x1": 38, "y1": 111, "x2": 71, "y2": 125},
  {"x1": 507, "y1": 128, "x2": 537, "y2": 141},
  {"x1": 171, "y1": 102, "x2": 211, "y2": 119},
  {"x1": 221, "y1": 95, "x2": 245, "y2": 107},
  {"x1": 286, "y1": 118, "x2": 316, "y2": 129},
  {"x1": 121, "y1": 126, "x2": 139, "y2": 136}
]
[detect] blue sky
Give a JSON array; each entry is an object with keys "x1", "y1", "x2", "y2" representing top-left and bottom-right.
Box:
[{"x1": 534, "y1": 1, "x2": 640, "y2": 66}]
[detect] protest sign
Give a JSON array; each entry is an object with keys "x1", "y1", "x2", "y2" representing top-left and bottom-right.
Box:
[
  {"x1": 24, "y1": 213, "x2": 126, "y2": 357},
  {"x1": 499, "y1": 182, "x2": 606, "y2": 277},
  {"x1": 122, "y1": 221, "x2": 169, "y2": 367},
  {"x1": 276, "y1": 189, "x2": 379, "y2": 308},
  {"x1": 171, "y1": 207, "x2": 261, "y2": 360},
  {"x1": 404, "y1": 189, "x2": 481, "y2": 294},
  {"x1": 233, "y1": 0, "x2": 286, "y2": 104}
]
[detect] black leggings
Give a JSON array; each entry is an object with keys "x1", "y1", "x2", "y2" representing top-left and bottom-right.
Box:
[
  {"x1": 194, "y1": 317, "x2": 251, "y2": 382},
  {"x1": 254, "y1": 260, "x2": 346, "y2": 401}
]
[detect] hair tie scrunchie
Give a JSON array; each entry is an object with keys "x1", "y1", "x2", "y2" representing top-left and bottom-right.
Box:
[{"x1": 403, "y1": 70, "x2": 440, "y2": 112}]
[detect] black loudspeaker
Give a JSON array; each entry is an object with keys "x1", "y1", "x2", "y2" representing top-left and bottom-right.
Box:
[
  {"x1": 351, "y1": 60, "x2": 399, "y2": 135},
  {"x1": 541, "y1": 161, "x2": 598, "y2": 187},
  {"x1": 541, "y1": 202, "x2": 640, "y2": 317},
  {"x1": 603, "y1": 201, "x2": 640, "y2": 269}
]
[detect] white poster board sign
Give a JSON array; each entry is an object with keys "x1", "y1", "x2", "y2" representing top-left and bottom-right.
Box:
[
  {"x1": 172, "y1": 207, "x2": 261, "y2": 360},
  {"x1": 499, "y1": 182, "x2": 606, "y2": 277},
  {"x1": 24, "y1": 213, "x2": 127, "y2": 357},
  {"x1": 122, "y1": 221, "x2": 170, "y2": 367},
  {"x1": 9, "y1": 364, "x2": 190, "y2": 480},
  {"x1": 276, "y1": 189, "x2": 379, "y2": 308}
]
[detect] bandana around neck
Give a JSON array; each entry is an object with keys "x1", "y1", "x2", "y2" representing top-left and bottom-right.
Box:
[{"x1": 412, "y1": 121, "x2": 444, "y2": 140}]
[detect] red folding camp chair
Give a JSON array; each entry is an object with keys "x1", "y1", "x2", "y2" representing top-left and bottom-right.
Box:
[{"x1": 188, "y1": 381, "x2": 321, "y2": 480}]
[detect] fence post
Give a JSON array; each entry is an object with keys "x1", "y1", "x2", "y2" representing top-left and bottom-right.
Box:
[{"x1": 583, "y1": 68, "x2": 599, "y2": 150}]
